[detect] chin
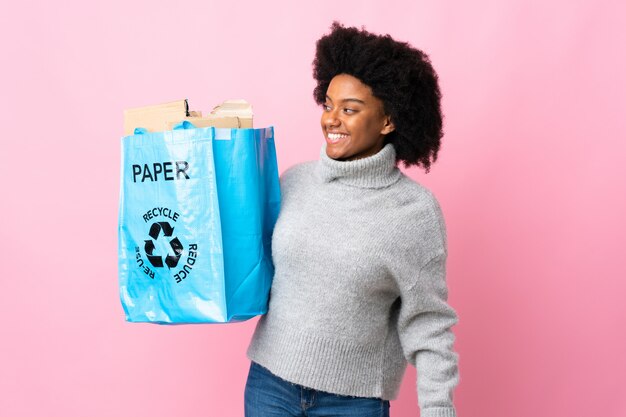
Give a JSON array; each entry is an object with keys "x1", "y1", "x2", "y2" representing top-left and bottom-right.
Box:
[
  {"x1": 326, "y1": 141, "x2": 354, "y2": 160},
  {"x1": 326, "y1": 147, "x2": 351, "y2": 161}
]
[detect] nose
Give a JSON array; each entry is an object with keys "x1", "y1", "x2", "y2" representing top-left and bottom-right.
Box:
[{"x1": 323, "y1": 108, "x2": 341, "y2": 129}]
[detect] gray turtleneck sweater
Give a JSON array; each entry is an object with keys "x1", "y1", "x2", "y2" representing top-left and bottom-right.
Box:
[{"x1": 246, "y1": 143, "x2": 459, "y2": 417}]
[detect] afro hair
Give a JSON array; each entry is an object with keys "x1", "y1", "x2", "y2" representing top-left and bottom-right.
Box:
[{"x1": 313, "y1": 21, "x2": 444, "y2": 172}]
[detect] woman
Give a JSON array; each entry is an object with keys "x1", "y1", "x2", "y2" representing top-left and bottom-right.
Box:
[{"x1": 245, "y1": 22, "x2": 460, "y2": 417}]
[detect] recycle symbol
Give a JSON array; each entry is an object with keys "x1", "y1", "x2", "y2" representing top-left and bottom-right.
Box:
[{"x1": 144, "y1": 221, "x2": 183, "y2": 269}]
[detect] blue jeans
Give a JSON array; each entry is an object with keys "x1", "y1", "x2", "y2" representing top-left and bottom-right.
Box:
[{"x1": 244, "y1": 361, "x2": 391, "y2": 417}]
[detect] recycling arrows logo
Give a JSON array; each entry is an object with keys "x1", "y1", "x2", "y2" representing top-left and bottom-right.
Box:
[{"x1": 144, "y1": 221, "x2": 183, "y2": 269}]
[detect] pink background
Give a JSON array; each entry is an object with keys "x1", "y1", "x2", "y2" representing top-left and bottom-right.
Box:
[{"x1": 1, "y1": 1, "x2": 624, "y2": 416}]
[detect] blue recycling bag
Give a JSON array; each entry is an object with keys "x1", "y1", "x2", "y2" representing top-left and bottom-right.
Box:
[{"x1": 118, "y1": 124, "x2": 280, "y2": 324}]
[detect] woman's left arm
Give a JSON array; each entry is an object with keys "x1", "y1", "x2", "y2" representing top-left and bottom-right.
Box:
[{"x1": 396, "y1": 249, "x2": 460, "y2": 417}]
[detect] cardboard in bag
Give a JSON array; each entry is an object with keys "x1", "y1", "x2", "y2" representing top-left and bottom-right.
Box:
[
  {"x1": 123, "y1": 99, "x2": 189, "y2": 135},
  {"x1": 123, "y1": 99, "x2": 253, "y2": 135},
  {"x1": 168, "y1": 99, "x2": 253, "y2": 129}
]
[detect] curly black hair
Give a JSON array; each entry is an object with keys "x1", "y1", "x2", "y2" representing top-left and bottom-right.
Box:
[{"x1": 313, "y1": 21, "x2": 443, "y2": 171}]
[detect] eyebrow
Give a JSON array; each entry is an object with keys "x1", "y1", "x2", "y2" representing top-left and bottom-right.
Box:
[{"x1": 326, "y1": 95, "x2": 366, "y2": 105}]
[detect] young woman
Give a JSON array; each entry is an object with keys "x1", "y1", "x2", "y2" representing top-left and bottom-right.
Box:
[{"x1": 245, "y1": 22, "x2": 460, "y2": 417}]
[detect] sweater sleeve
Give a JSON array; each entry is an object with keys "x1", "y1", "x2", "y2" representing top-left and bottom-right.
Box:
[{"x1": 395, "y1": 250, "x2": 460, "y2": 417}]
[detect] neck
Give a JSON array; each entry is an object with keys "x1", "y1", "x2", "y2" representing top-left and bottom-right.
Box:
[{"x1": 316, "y1": 142, "x2": 401, "y2": 189}]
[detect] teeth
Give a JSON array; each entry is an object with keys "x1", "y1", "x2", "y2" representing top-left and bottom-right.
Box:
[{"x1": 328, "y1": 133, "x2": 348, "y2": 140}]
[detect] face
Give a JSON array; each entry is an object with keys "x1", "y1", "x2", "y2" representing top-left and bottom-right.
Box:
[{"x1": 321, "y1": 73, "x2": 395, "y2": 161}]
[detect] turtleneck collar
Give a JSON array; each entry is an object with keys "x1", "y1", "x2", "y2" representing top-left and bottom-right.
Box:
[{"x1": 316, "y1": 142, "x2": 402, "y2": 189}]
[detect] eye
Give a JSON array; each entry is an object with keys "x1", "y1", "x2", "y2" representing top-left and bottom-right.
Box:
[
  {"x1": 343, "y1": 108, "x2": 356, "y2": 114},
  {"x1": 323, "y1": 104, "x2": 332, "y2": 111}
]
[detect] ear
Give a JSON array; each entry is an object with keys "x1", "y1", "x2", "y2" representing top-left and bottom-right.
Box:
[{"x1": 380, "y1": 115, "x2": 395, "y2": 135}]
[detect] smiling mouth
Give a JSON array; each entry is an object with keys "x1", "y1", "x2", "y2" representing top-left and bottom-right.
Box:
[{"x1": 327, "y1": 133, "x2": 349, "y2": 143}]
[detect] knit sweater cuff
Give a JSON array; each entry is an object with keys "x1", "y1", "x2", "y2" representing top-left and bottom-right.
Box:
[{"x1": 421, "y1": 407, "x2": 457, "y2": 417}]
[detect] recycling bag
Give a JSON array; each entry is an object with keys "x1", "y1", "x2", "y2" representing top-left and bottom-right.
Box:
[{"x1": 118, "y1": 124, "x2": 280, "y2": 324}]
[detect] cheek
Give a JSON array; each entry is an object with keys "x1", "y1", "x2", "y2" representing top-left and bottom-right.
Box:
[
  {"x1": 350, "y1": 116, "x2": 384, "y2": 144},
  {"x1": 350, "y1": 116, "x2": 373, "y2": 136},
  {"x1": 364, "y1": 114, "x2": 385, "y2": 133}
]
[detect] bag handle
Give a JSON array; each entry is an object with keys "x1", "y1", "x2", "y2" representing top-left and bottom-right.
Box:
[
  {"x1": 172, "y1": 120, "x2": 197, "y2": 130},
  {"x1": 132, "y1": 120, "x2": 196, "y2": 135}
]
